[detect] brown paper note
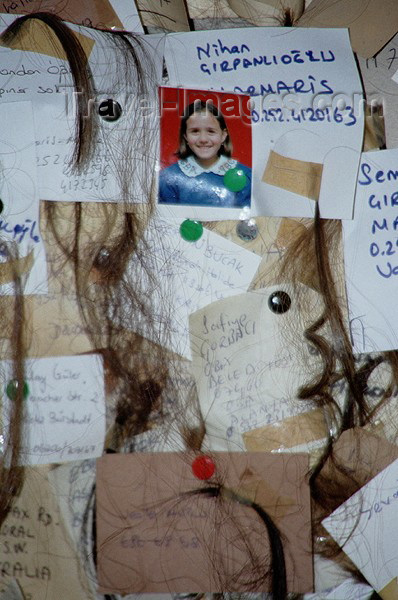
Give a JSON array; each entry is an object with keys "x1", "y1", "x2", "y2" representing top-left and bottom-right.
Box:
[
  {"x1": 0, "y1": 16, "x2": 94, "y2": 59},
  {"x1": 0, "y1": 466, "x2": 95, "y2": 599},
  {"x1": 379, "y1": 577, "x2": 398, "y2": 600},
  {"x1": 0, "y1": 0, "x2": 124, "y2": 30},
  {"x1": 135, "y1": 0, "x2": 190, "y2": 31},
  {"x1": 0, "y1": 250, "x2": 34, "y2": 285},
  {"x1": 263, "y1": 150, "x2": 323, "y2": 201},
  {"x1": 297, "y1": 0, "x2": 398, "y2": 59},
  {"x1": 227, "y1": 0, "x2": 304, "y2": 26},
  {"x1": 96, "y1": 452, "x2": 313, "y2": 594}
]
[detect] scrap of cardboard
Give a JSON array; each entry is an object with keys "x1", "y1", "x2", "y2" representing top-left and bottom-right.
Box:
[
  {"x1": 0, "y1": 0, "x2": 143, "y2": 32},
  {"x1": 243, "y1": 408, "x2": 328, "y2": 452},
  {"x1": 227, "y1": 0, "x2": 304, "y2": 26},
  {"x1": 0, "y1": 0, "x2": 122, "y2": 27},
  {"x1": 135, "y1": 0, "x2": 190, "y2": 31},
  {"x1": 0, "y1": 250, "x2": 33, "y2": 284},
  {"x1": 96, "y1": 452, "x2": 312, "y2": 593},
  {"x1": 0, "y1": 101, "x2": 47, "y2": 295},
  {"x1": 359, "y1": 33, "x2": 398, "y2": 150},
  {"x1": 164, "y1": 28, "x2": 364, "y2": 220},
  {"x1": 1, "y1": 354, "x2": 106, "y2": 465},
  {"x1": 343, "y1": 149, "x2": 398, "y2": 353},
  {"x1": 28, "y1": 293, "x2": 97, "y2": 357},
  {"x1": 322, "y1": 455, "x2": 398, "y2": 593},
  {"x1": 297, "y1": 0, "x2": 398, "y2": 59},
  {"x1": 0, "y1": 465, "x2": 95, "y2": 599},
  {"x1": 262, "y1": 150, "x2": 323, "y2": 201},
  {"x1": 0, "y1": 13, "x2": 94, "y2": 58},
  {"x1": 189, "y1": 283, "x2": 323, "y2": 450}
]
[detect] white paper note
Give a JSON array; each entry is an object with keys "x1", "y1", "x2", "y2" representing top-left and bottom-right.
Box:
[
  {"x1": 0, "y1": 101, "x2": 47, "y2": 295},
  {"x1": 108, "y1": 0, "x2": 143, "y2": 31},
  {"x1": 189, "y1": 283, "x2": 322, "y2": 450},
  {"x1": 164, "y1": 27, "x2": 364, "y2": 220},
  {"x1": 124, "y1": 217, "x2": 262, "y2": 359},
  {"x1": 322, "y1": 458, "x2": 398, "y2": 593},
  {"x1": 343, "y1": 150, "x2": 398, "y2": 353},
  {"x1": 2, "y1": 354, "x2": 106, "y2": 464},
  {"x1": 0, "y1": 21, "x2": 163, "y2": 203},
  {"x1": 304, "y1": 579, "x2": 373, "y2": 599},
  {"x1": 0, "y1": 1, "x2": 143, "y2": 32}
]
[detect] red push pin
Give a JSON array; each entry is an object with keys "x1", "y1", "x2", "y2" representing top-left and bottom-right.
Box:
[{"x1": 192, "y1": 455, "x2": 216, "y2": 480}]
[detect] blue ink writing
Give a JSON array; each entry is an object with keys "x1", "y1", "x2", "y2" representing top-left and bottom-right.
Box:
[
  {"x1": 0, "y1": 218, "x2": 40, "y2": 244},
  {"x1": 359, "y1": 162, "x2": 398, "y2": 186}
]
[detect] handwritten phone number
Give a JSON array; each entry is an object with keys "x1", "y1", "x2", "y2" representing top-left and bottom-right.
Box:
[
  {"x1": 369, "y1": 239, "x2": 398, "y2": 279},
  {"x1": 60, "y1": 177, "x2": 108, "y2": 193},
  {"x1": 251, "y1": 106, "x2": 357, "y2": 126},
  {"x1": 121, "y1": 534, "x2": 200, "y2": 549}
]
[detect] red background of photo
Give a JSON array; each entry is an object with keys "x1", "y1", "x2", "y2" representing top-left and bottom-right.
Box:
[{"x1": 159, "y1": 87, "x2": 252, "y2": 169}]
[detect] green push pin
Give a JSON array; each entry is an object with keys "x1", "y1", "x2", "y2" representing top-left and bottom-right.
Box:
[
  {"x1": 179, "y1": 219, "x2": 203, "y2": 242},
  {"x1": 223, "y1": 168, "x2": 248, "y2": 192},
  {"x1": 6, "y1": 379, "x2": 29, "y2": 401}
]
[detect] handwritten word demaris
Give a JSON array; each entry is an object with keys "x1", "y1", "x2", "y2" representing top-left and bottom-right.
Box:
[
  {"x1": 0, "y1": 218, "x2": 39, "y2": 244},
  {"x1": 229, "y1": 75, "x2": 332, "y2": 97}
]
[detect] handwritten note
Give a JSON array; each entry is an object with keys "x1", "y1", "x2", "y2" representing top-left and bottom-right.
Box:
[
  {"x1": 343, "y1": 150, "x2": 398, "y2": 353},
  {"x1": 322, "y1": 457, "x2": 398, "y2": 593},
  {"x1": 0, "y1": 0, "x2": 142, "y2": 32},
  {"x1": 0, "y1": 20, "x2": 163, "y2": 203},
  {"x1": 0, "y1": 465, "x2": 95, "y2": 599},
  {"x1": 124, "y1": 217, "x2": 261, "y2": 359},
  {"x1": 164, "y1": 27, "x2": 364, "y2": 219},
  {"x1": 96, "y1": 452, "x2": 312, "y2": 593},
  {"x1": 1, "y1": 354, "x2": 105, "y2": 465},
  {"x1": 189, "y1": 283, "x2": 322, "y2": 450},
  {"x1": 0, "y1": 101, "x2": 47, "y2": 295}
]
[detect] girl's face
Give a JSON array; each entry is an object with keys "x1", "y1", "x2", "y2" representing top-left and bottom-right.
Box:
[{"x1": 184, "y1": 111, "x2": 227, "y2": 168}]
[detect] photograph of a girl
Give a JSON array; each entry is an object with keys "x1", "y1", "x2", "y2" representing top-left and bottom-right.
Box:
[{"x1": 159, "y1": 99, "x2": 252, "y2": 208}]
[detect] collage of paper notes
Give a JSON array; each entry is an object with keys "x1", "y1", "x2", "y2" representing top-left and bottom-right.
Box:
[{"x1": 1, "y1": 1, "x2": 398, "y2": 599}]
